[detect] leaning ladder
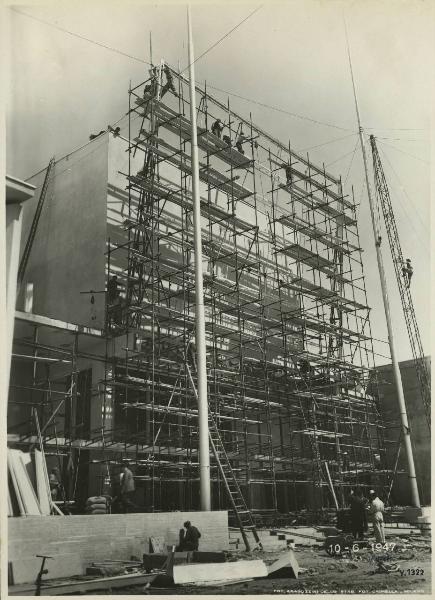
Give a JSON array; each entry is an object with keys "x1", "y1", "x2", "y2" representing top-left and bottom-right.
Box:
[
  {"x1": 17, "y1": 157, "x2": 55, "y2": 285},
  {"x1": 186, "y1": 363, "x2": 262, "y2": 552}
]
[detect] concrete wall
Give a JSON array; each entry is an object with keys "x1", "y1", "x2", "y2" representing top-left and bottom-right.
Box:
[
  {"x1": 8, "y1": 511, "x2": 229, "y2": 584},
  {"x1": 372, "y1": 357, "x2": 431, "y2": 505},
  {"x1": 17, "y1": 136, "x2": 109, "y2": 328}
]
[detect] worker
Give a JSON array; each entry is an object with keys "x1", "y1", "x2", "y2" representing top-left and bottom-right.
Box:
[
  {"x1": 368, "y1": 489, "x2": 385, "y2": 543},
  {"x1": 180, "y1": 521, "x2": 201, "y2": 551},
  {"x1": 235, "y1": 130, "x2": 248, "y2": 154},
  {"x1": 402, "y1": 258, "x2": 413, "y2": 288},
  {"x1": 211, "y1": 119, "x2": 224, "y2": 139},
  {"x1": 49, "y1": 468, "x2": 61, "y2": 501},
  {"x1": 298, "y1": 359, "x2": 311, "y2": 377},
  {"x1": 349, "y1": 487, "x2": 368, "y2": 540},
  {"x1": 108, "y1": 125, "x2": 121, "y2": 137},
  {"x1": 283, "y1": 164, "x2": 292, "y2": 186},
  {"x1": 120, "y1": 464, "x2": 135, "y2": 513},
  {"x1": 108, "y1": 275, "x2": 120, "y2": 304},
  {"x1": 143, "y1": 67, "x2": 158, "y2": 98},
  {"x1": 222, "y1": 134, "x2": 232, "y2": 147},
  {"x1": 161, "y1": 65, "x2": 178, "y2": 99},
  {"x1": 89, "y1": 130, "x2": 105, "y2": 141}
]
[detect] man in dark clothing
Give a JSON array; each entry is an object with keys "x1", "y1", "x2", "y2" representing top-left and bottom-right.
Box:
[
  {"x1": 349, "y1": 487, "x2": 368, "y2": 540},
  {"x1": 211, "y1": 119, "x2": 224, "y2": 139},
  {"x1": 180, "y1": 521, "x2": 201, "y2": 551},
  {"x1": 236, "y1": 130, "x2": 247, "y2": 154},
  {"x1": 143, "y1": 67, "x2": 158, "y2": 98},
  {"x1": 402, "y1": 258, "x2": 413, "y2": 288},
  {"x1": 120, "y1": 465, "x2": 135, "y2": 513},
  {"x1": 161, "y1": 65, "x2": 178, "y2": 99}
]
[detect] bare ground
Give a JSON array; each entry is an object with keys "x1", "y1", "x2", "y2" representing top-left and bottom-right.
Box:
[{"x1": 105, "y1": 534, "x2": 431, "y2": 595}]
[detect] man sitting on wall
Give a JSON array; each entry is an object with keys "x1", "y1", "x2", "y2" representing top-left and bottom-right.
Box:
[{"x1": 178, "y1": 521, "x2": 201, "y2": 551}]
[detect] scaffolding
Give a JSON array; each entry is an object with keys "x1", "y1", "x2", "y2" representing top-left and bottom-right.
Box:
[
  {"x1": 100, "y1": 62, "x2": 388, "y2": 518},
  {"x1": 7, "y1": 59, "x2": 401, "y2": 527}
]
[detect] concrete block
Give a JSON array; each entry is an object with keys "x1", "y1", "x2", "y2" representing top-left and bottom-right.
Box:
[
  {"x1": 9, "y1": 553, "x2": 83, "y2": 585},
  {"x1": 8, "y1": 511, "x2": 229, "y2": 583}
]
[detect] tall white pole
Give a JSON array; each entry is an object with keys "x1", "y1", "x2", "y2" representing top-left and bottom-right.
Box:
[
  {"x1": 187, "y1": 5, "x2": 211, "y2": 511},
  {"x1": 346, "y1": 31, "x2": 420, "y2": 508}
]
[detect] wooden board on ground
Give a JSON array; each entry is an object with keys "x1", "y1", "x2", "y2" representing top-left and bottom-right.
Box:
[
  {"x1": 8, "y1": 450, "x2": 41, "y2": 515},
  {"x1": 9, "y1": 572, "x2": 154, "y2": 596},
  {"x1": 267, "y1": 549, "x2": 299, "y2": 579},
  {"x1": 173, "y1": 559, "x2": 268, "y2": 585},
  {"x1": 34, "y1": 449, "x2": 51, "y2": 515}
]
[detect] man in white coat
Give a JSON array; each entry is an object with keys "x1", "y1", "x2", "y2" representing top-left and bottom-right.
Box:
[{"x1": 368, "y1": 489, "x2": 385, "y2": 543}]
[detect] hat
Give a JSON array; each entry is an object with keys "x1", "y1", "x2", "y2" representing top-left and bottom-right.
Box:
[{"x1": 369, "y1": 489, "x2": 375, "y2": 495}]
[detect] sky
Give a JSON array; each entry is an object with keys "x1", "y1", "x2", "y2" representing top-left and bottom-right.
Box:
[{"x1": 5, "y1": 0, "x2": 433, "y2": 366}]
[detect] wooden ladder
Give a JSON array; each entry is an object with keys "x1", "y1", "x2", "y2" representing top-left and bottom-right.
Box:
[
  {"x1": 186, "y1": 363, "x2": 262, "y2": 552},
  {"x1": 18, "y1": 157, "x2": 55, "y2": 285}
]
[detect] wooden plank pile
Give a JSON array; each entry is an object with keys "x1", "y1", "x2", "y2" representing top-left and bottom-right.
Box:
[{"x1": 7, "y1": 448, "x2": 57, "y2": 516}]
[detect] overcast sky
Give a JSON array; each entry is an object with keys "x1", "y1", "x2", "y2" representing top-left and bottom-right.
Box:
[{"x1": 5, "y1": 1, "x2": 433, "y2": 365}]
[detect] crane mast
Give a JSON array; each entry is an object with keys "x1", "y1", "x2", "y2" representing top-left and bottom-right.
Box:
[{"x1": 370, "y1": 135, "x2": 431, "y2": 430}]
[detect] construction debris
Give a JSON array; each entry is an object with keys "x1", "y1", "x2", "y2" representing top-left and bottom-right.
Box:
[
  {"x1": 173, "y1": 559, "x2": 268, "y2": 585},
  {"x1": 267, "y1": 549, "x2": 300, "y2": 579}
]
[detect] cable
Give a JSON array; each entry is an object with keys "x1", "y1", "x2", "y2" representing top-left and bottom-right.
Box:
[
  {"x1": 298, "y1": 132, "x2": 357, "y2": 153},
  {"x1": 377, "y1": 140, "x2": 429, "y2": 165},
  {"x1": 206, "y1": 83, "x2": 354, "y2": 131},
  {"x1": 364, "y1": 127, "x2": 427, "y2": 132},
  {"x1": 12, "y1": 6, "x2": 355, "y2": 136},
  {"x1": 378, "y1": 145, "x2": 430, "y2": 248},
  {"x1": 10, "y1": 7, "x2": 151, "y2": 66},
  {"x1": 181, "y1": 6, "x2": 263, "y2": 73},
  {"x1": 375, "y1": 137, "x2": 428, "y2": 142},
  {"x1": 324, "y1": 144, "x2": 358, "y2": 168},
  {"x1": 343, "y1": 138, "x2": 360, "y2": 186}
]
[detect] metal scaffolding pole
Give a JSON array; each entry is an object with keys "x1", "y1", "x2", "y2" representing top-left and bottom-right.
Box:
[
  {"x1": 187, "y1": 4, "x2": 211, "y2": 511},
  {"x1": 346, "y1": 30, "x2": 420, "y2": 508}
]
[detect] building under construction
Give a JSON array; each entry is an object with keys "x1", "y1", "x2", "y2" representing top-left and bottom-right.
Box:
[{"x1": 9, "y1": 62, "x2": 391, "y2": 522}]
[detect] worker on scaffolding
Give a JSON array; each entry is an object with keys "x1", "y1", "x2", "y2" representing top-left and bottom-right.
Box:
[
  {"x1": 402, "y1": 258, "x2": 413, "y2": 288},
  {"x1": 283, "y1": 164, "x2": 293, "y2": 186},
  {"x1": 143, "y1": 66, "x2": 159, "y2": 98},
  {"x1": 236, "y1": 129, "x2": 248, "y2": 155},
  {"x1": 211, "y1": 118, "x2": 225, "y2": 139},
  {"x1": 107, "y1": 275, "x2": 122, "y2": 327},
  {"x1": 160, "y1": 65, "x2": 178, "y2": 99}
]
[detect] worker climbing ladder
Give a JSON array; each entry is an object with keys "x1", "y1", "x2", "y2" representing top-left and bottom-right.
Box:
[
  {"x1": 18, "y1": 157, "x2": 55, "y2": 285},
  {"x1": 185, "y1": 363, "x2": 262, "y2": 552},
  {"x1": 370, "y1": 136, "x2": 431, "y2": 430}
]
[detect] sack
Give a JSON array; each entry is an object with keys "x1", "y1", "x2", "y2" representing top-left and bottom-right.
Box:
[
  {"x1": 87, "y1": 502, "x2": 107, "y2": 511},
  {"x1": 86, "y1": 496, "x2": 107, "y2": 505},
  {"x1": 89, "y1": 508, "x2": 107, "y2": 515}
]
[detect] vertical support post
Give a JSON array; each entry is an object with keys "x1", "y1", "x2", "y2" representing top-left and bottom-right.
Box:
[
  {"x1": 187, "y1": 5, "x2": 211, "y2": 511},
  {"x1": 346, "y1": 30, "x2": 420, "y2": 508}
]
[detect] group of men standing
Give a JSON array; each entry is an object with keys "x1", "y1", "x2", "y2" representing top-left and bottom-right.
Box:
[{"x1": 350, "y1": 488, "x2": 385, "y2": 543}]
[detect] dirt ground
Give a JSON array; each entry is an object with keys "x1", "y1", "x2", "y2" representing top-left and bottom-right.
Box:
[{"x1": 106, "y1": 534, "x2": 431, "y2": 595}]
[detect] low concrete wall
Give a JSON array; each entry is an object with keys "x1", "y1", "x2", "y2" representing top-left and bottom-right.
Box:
[{"x1": 8, "y1": 511, "x2": 228, "y2": 584}]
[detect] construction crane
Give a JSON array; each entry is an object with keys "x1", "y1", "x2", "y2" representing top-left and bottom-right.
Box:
[{"x1": 370, "y1": 135, "x2": 431, "y2": 430}]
